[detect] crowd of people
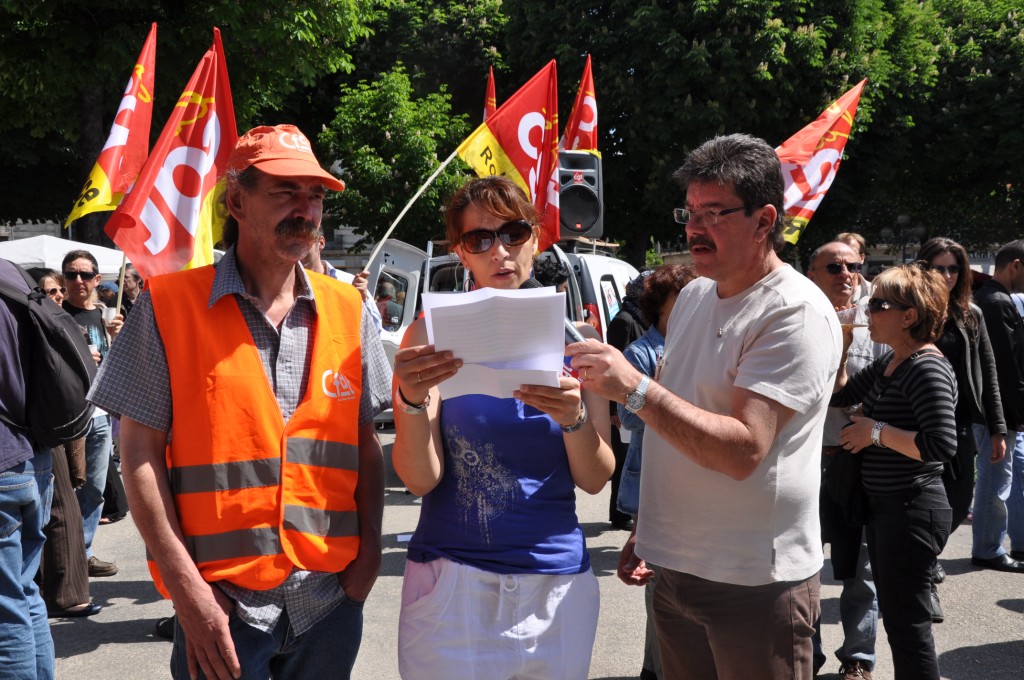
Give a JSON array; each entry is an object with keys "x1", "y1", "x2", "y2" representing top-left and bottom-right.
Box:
[{"x1": 2, "y1": 125, "x2": 1023, "y2": 680}]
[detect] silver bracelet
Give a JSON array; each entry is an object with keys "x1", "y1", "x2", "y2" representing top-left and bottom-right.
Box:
[{"x1": 560, "y1": 402, "x2": 589, "y2": 433}]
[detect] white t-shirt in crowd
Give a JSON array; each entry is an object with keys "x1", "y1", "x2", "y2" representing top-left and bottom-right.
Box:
[{"x1": 636, "y1": 265, "x2": 841, "y2": 586}]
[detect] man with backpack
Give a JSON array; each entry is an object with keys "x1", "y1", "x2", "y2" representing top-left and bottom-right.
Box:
[{"x1": 0, "y1": 257, "x2": 56, "y2": 677}]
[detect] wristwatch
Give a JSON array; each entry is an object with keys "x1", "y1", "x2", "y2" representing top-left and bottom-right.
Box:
[
  {"x1": 625, "y1": 375, "x2": 651, "y2": 414},
  {"x1": 561, "y1": 403, "x2": 589, "y2": 433},
  {"x1": 871, "y1": 420, "x2": 886, "y2": 448}
]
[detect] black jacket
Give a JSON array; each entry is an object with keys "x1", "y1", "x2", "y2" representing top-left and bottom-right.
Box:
[
  {"x1": 937, "y1": 305, "x2": 1007, "y2": 434},
  {"x1": 975, "y1": 280, "x2": 1024, "y2": 430}
]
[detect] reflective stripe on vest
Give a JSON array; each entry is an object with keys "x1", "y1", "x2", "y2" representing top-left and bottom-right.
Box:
[{"x1": 169, "y1": 439, "x2": 358, "y2": 495}]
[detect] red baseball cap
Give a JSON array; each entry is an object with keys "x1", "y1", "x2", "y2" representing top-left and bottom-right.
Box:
[{"x1": 227, "y1": 124, "x2": 345, "y2": 191}]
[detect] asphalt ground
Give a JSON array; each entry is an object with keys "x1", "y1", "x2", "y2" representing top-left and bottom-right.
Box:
[{"x1": 53, "y1": 427, "x2": 1024, "y2": 679}]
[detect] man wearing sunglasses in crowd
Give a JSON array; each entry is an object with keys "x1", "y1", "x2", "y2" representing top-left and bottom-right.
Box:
[
  {"x1": 61, "y1": 249, "x2": 123, "y2": 579},
  {"x1": 806, "y1": 241, "x2": 886, "y2": 679},
  {"x1": 836, "y1": 231, "x2": 872, "y2": 300}
]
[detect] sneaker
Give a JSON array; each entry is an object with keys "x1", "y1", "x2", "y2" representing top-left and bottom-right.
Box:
[
  {"x1": 839, "y1": 661, "x2": 873, "y2": 679},
  {"x1": 88, "y1": 556, "x2": 118, "y2": 577}
]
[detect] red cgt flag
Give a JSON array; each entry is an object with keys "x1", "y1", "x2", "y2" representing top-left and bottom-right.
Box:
[
  {"x1": 105, "y1": 28, "x2": 238, "y2": 278},
  {"x1": 457, "y1": 60, "x2": 560, "y2": 252},
  {"x1": 66, "y1": 23, "x2": 157, "y2": 226},
  {"x1": 560, "y1": 54, "x2": 598, "y2": 153},
  {"x1": 777, "y1": 79, "x2": 867, "y2": 245},
  {"x1": 483, "y1": 65, "x2": 497, "y2": 121}
]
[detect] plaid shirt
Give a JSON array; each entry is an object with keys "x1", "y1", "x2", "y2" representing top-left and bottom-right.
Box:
[{"x1": 88, "y1": 247, "x2": 392, "y2": 635}]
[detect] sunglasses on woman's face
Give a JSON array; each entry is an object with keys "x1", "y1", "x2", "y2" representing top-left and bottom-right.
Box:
[
  {"x1": 867, "y1": 297, "x2": 908, "y2": 314},
  {"x1": 929, "y1": 264, "x2": 961, "y2": 276},
  {"x1": 459, "y1": 220, "x2": 534, "y2": 254},
  {"x1": 45, "y1": 287, "x2": 67, "y2": 297}
]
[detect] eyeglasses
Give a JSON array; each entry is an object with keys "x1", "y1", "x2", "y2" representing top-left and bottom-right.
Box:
[
  {"x1": 822, "y1": 261, "x2": 863, "y2": 275},
  {"x1": 929, "y1": 264, "x2": 961, "y2": 276},
  {"x1": 673, "y1": 206, "x2": 746, "y2": 226},
  {"x1": 460, "y1": 220, "x2": 534, "y2": 254},
  {"x1": 867, "y1": 297, "x2": 908, "y2": 314},
  {"x1": 45, "y1": 287, "x2": 67, "y2": 297},
  {"x1": 64, "y1": 271, "x2": 97, "y2": 281}
]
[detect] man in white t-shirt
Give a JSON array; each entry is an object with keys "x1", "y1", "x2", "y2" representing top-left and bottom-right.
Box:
[{"x1": 568, "y1": 133, "x2": 842, "y2": 679}]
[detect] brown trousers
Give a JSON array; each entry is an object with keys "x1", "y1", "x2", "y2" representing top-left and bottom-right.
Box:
[
  {"x1": 653, "y1": 567, "x2": 820, "y2": 680},
  {"x1": 39, "y1": 438, "x2": 90, "y2": 609}
]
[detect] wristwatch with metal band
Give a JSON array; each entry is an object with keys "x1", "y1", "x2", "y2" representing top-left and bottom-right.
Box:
[{"x1": 625, "y1": 375, "x2": 651, "y2": 414}]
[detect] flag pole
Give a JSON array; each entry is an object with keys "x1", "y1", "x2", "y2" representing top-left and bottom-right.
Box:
[
  {"x1": 115, "y1": 253, "x2": 127, "y2": 314},
  {"x1": 363, "y1": 148, "x2": 460, "y2": 271}
]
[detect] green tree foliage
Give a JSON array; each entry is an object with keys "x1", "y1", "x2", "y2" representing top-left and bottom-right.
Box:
[
  {"x1": 893, "y1": 0, "x2": 1022, "y2": 248},
  {"x1": 502, "y1": 0, "x2": 948, "y2": 264},
  {"x1": 0, "y1": 0, "x2": 377, "y2": 229},
  {"x1": 349, "y1": 0, "x2": 507, "y2": 113},
  {"x1": 319, "y1": 65, "x2": 471, "y2": 248}
]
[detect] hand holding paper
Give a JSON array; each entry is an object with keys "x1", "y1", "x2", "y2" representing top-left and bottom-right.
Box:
[{"x1": 422, "y1": 287, "x2": 567, "y2": 400}]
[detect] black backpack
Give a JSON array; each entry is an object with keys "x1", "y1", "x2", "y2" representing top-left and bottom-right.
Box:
[{"x1": 0, "y1": 261, "x2": 97, "y2": 448}]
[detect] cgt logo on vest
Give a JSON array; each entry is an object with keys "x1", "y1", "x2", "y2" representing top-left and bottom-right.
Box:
[{"x1": 322, "y1": 369, "x2": 357, "y2": 401}]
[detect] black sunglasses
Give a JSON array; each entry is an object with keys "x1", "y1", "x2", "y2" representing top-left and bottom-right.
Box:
[
  {"x1": 867, "y1": 297, "x2": 908, "y2": 313},
  {"x1": 460, "y1": 220, "x2": 533, "y2": 254},
  {"x1": 823, "y1": 261, "x2": 863, "y2": 275},
  {"x1": 929, "y1": 264, "x2": 961, "y2": 276},
  {"x1": 64, "y1": 271, "x2": 97, "y2": 281},
  {"x1": 45, "y1": 287, "x2": 67, "y2": 297}
]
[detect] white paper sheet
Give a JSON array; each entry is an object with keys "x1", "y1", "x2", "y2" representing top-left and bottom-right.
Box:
[{"x1": 422, "y1": 288, "x2": 566, "y2": 399}]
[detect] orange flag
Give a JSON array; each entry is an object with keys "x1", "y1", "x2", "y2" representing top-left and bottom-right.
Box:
[
  {"x1": 483, "y1": 66, "x2": 497, "y2": 121},
  {"x1": 560, "y1": 55, "x2": 598, "y2": 152},
  {"x1": 457, "y1": 60, "x2": 560, "y2": 251},
  {"x1": 777, "y1": 79, "x2": 867, "y2": 245},
  {"x1": 105, "y1": 28, "x2": 238, "y2": 278},
  {"x1": 66, "y1": 23, "x2": 157, "y2": 226}
]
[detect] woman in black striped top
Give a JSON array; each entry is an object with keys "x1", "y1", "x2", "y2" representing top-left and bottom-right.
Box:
[{"x1": 831, "y1": 264, "x2": 957, "y2": 680}]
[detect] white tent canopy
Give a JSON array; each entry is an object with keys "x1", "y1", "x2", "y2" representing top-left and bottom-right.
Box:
[{"x1": 0, "y1": 235, "x2": 128, "y2": 279}]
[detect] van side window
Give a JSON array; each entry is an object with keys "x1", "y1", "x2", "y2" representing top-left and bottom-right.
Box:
[
  {"x1": 599, "y1": 276, "x2": 622, "y2": 323},
  {"x1": 375, "y1": 272, "x2": 410, "y2": 332}
]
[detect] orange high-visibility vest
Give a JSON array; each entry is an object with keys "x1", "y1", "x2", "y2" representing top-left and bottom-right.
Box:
[{"x1": 147, "y1": 267, "x2": 363, "y2": 596}]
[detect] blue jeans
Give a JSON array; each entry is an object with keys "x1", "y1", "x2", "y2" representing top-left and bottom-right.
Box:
[
  {"x1": 971, "y1": 426, "x2": 1020, "y2": 559},
  {"x1": 171, "y1": 595, "x2": 364, "y2": 679},
  {"x1": 0, "y1": 450, "x2": 55, "y2": 680},
  {"x1": 813, "y1": 536, "x2": 878, "y2": 673},
  {"x1": 1010, "y1": 432, "x2": 1024, "y2": 552},
  {"x1": 76, "y1": 414, "x2": 111, "y2": 558}
]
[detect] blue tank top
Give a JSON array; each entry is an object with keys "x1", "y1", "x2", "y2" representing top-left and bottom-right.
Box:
[{"x1": 407, "y1": 394, "x2": 590, "y2": 575}]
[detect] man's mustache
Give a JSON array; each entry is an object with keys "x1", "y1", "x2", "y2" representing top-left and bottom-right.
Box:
[
  {"x1": 688, "y1": 235, "x2": 716, "y2": 250},
  {"x1": 276, "y1": 218, "x2": 318, "y2": 238}
]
